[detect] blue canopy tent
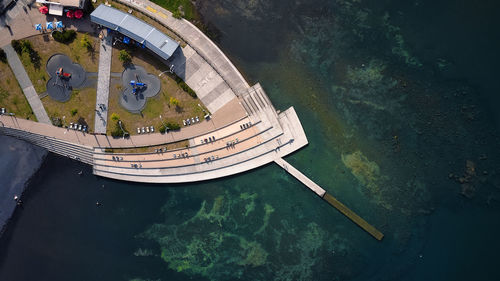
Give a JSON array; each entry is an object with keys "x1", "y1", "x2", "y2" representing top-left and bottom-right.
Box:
[
  {"x1": 56, "y1": 21, "x2": 63, "y2": 29},
  {"x1": 122, "y1": 36, "x2": 130, "y2": 44},
  {"x1": 34, "y1": 24, "x2": 42, "y2": 31},
  {"x1": 46, "y1": 22, "x2": 54, "y2": 30}
]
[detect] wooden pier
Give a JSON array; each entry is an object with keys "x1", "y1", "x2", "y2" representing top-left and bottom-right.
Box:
[{"x1": 275, "y1": 158, "x2": 384, "y2": 241}]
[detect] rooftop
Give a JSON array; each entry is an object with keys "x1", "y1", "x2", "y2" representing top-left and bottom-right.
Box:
[{"x1": 90, "y1": 4, "x2": 179, "y2": 61}]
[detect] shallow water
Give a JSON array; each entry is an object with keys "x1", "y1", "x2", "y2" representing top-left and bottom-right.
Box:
[{"x1": 1, "y1": 0, "x2": 500, "y2": 280}]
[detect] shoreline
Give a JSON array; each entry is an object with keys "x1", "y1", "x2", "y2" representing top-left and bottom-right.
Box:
[{"x1": 0, "y1": 135, "x2": 48, "y2": 238}]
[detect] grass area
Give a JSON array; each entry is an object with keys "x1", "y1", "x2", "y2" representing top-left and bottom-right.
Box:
[
  {"x1": 149, "y1": 0, "x2": 197, "y2": 20},
  {"x1": 41, "y1": 88, "x2": 96, "y2": 131},
  {"x1": 108, "y1": 45, "x2": 207, "y2": 135},
  {"x1": 17, "y1": 32, "x2": 99, "y2": 93},
  {"x1": 93, "y1": 0, "x2": 186, "y2": 47},
  {"x1": 0, "y1": 61, "x2": 36, "y2": 120},
  {"x1": 104, "y1": 139, "x2": 189, "y2": 153}
]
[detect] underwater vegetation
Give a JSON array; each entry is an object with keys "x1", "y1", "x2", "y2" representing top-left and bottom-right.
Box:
[{"x1": 137, "y1": 187, "x2": 354, "y2": 281}]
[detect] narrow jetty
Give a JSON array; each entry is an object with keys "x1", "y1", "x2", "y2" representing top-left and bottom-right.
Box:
[{"x1": 275, "y1": 158, "x2": 384, "y2": 241}]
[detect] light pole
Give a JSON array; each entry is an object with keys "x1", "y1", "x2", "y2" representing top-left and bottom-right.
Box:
[
  {"x1": 118, "y1": 120, "x2": 128, "y2": 139},
  {"x1": 158, "y1": 65, "x2": 174, "y2": 77},
  {"x1": 159, "y1": 114, "x2": 169, "y2": 133}
]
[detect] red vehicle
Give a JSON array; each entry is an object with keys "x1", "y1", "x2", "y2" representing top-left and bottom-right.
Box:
[{"x1": 56, "y1": 67, "x2": 71, "y2": 78}]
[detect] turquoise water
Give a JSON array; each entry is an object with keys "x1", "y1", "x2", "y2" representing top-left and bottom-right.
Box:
[{"x1": 1, "y1": 0, "x2": 500, "y2": 280}]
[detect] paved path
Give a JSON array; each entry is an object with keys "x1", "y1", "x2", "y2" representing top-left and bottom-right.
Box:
[
  {"x1": 94, "y1": 31, "x2": 113, "y2": 134},
  {"x1": 0, "y1": 97, "x2": 247, "y2": 148},
  {"x1": 3, "y1": 44, "x2": 51, "y2": 124}
]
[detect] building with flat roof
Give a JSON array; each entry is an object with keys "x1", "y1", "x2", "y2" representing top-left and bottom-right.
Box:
[{"x1": 90, "y1": 4, "x2": 179, "y2": 61}]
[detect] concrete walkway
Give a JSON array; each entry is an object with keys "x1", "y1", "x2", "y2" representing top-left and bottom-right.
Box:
[
  {"x1": 3, "y1": 44, "x2": 51, "y2": 124},
  {"x1": 94, "y1": 31, "x2": 113, "y2": 134}
]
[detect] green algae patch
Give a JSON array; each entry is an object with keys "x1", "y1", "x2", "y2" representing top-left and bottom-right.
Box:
[
  {"x1": 238, "y1": 237, "x2": 268, "y2": 267},
  {"x1": 382, "y1": 12, "x2": 422, "y2": 67},
  {"x1": 240, "y1": 192, "x2": 258, "y2": 216},
  {"x1": 346, "y1": 60, "x2": 385, "y2": 87},
  {"x1": 255, "y1": 203, "x2": 275, "y2": 235},
  {"x1": 342, "y1": 150, "x2": 392, "y2": 209},
  {"x1": 138, "y1": 188, "x2": 338, "y2": 280},
  {"x1": 342, "y1": 150, "x2": 381, "y2": 192}
]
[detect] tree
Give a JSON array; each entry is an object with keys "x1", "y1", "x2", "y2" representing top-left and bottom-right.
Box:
[
  {"x1": 70, "y1": 108, "x2": 78, "y2": 116},
  {"x1": 119, "y1": 50, "x2": 131, "y2": 64},
  {"x1": 111, "y1": 112, "x2": 120, "y2": 121}
]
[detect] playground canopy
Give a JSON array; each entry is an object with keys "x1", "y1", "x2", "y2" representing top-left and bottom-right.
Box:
[
  {"x1": 90, "y1": 4, "x2": 179, "y2": 61},
  {"x1": 34, "y1": 24, "x2": 42, "y2": 31},
  {"x1": 39, "y1": 6, "x2": 48, "y2": 14},
  {"x1": 74, "y1": 9, "x2": 83, "y2": 19},
  {"x1": 46, "y1": 22, "x2": 54, "y2": 30},
  {"x1": 56, "y1": 21, "x2": 63, "y2": 29}
]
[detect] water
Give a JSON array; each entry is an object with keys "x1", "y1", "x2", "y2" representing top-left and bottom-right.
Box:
[{"x1": 1, "y1": 0, "x2": 500, "y2": 280}]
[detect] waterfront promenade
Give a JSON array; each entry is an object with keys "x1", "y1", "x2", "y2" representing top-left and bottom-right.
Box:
[{"x1": 0, "y1": 1, "x2": 383, "y2": 239}]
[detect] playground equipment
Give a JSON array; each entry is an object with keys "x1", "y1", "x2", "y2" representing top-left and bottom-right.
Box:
[
  {"x1": 129, "y1": 74, "x2": 146, "y2": 94},
  {"x1": 56, "y1": 67, "x2": 72, "y2": 79}
]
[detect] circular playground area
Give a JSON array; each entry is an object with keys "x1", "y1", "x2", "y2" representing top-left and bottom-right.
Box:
[
  {"x1": 46, "y1": 54, "x2": 86, "y2": 102},
  {"x1": 120, "y1": 65, "x2": 160, "y2": 113}
]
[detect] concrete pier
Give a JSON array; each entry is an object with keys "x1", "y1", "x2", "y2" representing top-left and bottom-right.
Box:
[{"x1": 275, "y1": 157, "x2": 384, "y2": 241}]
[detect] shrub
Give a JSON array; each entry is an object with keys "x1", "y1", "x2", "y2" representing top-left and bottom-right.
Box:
[
  {"x1": 0, "y1": 49, "x2": 6, "y2": 63},
  {"x1": 165, "y1": 122, "x2": 180, "y2": 130},
  {"x1": 172, "y1": 10, "x2": 182, "y2": 19},
  {"x1": 11, "y1": 40, "x2": 22, "y2": 54},
  {"x1": 174, "y1": 76, "x2": 196, "y2": 98},
  {"x1": 119, "y1": 49, "x2": 131, "y2": 64},
  {"x1": 70, "y1": 108, "x2": 78, "y2": 116},
  {"x1": 52, "y1": 30, "x2": 76, "y2": 44},
  {"x1": 51, "y1": 117, "x2": 63, "y2": 127},
  {"x1": 159, "y1": 125, "x2": 166, "y2": 134},
  {"x1": 169, "y1": 97, "x2": 180, "y2": 107},
  {"x1": 111, "y1": 121, "x2": 127, "y2": 138},
  {"x1": 110, "y1": 112, "x2": 120, "y2": 121}
]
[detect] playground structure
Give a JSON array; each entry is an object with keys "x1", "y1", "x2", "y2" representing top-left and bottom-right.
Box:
[
  {"x1": 129, "y1": 74, "x2": 146, "y2": 95},
  {"x1": 119, "y1": 65, "x2": 160, "y2": 113},
  {"x1": 56, "y1": 67, "x2": 72, "y2": 79},
  {"x1": 46, "y1": 54, "x2": 87, "y2": 102}
]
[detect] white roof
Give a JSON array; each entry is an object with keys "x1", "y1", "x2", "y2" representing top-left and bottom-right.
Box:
[
  {"x1": 90, "y1": 4, "x2": 179, "y2": 60},
  {"x1": 48, "y1": 4, "x2": 63, "y2": 16}
]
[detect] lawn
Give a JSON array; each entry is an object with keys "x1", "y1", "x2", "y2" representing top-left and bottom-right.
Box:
[
  {"x1": 149, "y1": 0, "x2": 198, "y2": 20},
  {"x1": 108, "y1": 45, "x2": 207, "y2": 135},
  {"x1": 0, "y1": 61, "x2": 36, "y2": 120},
  {"x1": 17, "y1": 32, "x2": 99, "y2": 94},
  {"x1": 41, "y1": 87, "x2": 96, "y2": 132}
]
